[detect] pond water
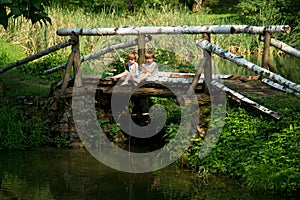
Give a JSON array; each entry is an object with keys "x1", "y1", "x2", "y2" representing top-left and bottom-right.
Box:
[{"x1": 0, "y1": 148, "x2": 294, "y2": 200}]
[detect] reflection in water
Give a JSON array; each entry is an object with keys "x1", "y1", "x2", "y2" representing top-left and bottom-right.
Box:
[{"x1": 0, "y1": 148, "x2": 292, "y2": 200}]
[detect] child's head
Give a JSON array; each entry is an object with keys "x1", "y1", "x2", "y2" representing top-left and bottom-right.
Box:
[
  {"x1": 128, "y1": 51, "x2": 138, "y2": 61},
  {"x1": 145, "y1": 51, "x2": 155, "y2": 59},
  {"x1": 145, "y1": 51, "x2": 155, "y2": 64}
]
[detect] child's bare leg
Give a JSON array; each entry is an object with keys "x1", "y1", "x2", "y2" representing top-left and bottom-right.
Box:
[
  {"x1": 120, "y1": 73, "x2": 131, "y2": 86},
  {"x1": 110, "y1": 71, "x2": 129, "y2": 81},
  {"x1": 134, "y1": 73, "x2": 150, "y2": 84}
]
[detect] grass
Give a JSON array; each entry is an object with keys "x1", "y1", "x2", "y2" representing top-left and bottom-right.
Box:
[
  {"x1": 0, "y1": 4, "x2": 284, "y2": 60},
  {"x1": 1, "y1": 70, "x2": 50, "y2": 97}
]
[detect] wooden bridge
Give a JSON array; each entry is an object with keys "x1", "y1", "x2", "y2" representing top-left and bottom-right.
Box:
[{"x1": 1, "y1": 25, "x2": 299, "y2": 120}]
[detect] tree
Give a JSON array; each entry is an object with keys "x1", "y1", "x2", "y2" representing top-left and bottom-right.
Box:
[{"x1": 0, "y1": 0, "x2": 51, "y2": 29}]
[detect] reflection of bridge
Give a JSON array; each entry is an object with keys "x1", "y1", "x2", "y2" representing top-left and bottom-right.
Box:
[{"x1": 1, "y1": 25, "x2": 299, "y2": 120}]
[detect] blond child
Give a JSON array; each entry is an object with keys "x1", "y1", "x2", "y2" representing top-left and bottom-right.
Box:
[
  {"x1": 133, "y1": 51, "x2": 158, "y2": 84},
  {"x1": 110, "y1": 51, "x2": 140, "y2": 86}
]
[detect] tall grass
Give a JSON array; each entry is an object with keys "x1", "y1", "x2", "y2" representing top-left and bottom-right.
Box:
[{"x1": 0, "y1": 4, "x2": 275, "y2": 59}]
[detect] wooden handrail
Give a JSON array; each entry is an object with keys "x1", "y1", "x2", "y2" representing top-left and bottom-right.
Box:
[
  {"x1": 196, "y1": 39, "x2": 300, "y2": 93},
  {"x1": 56, "y1": 25, "x2": 290, "y2": 36}
]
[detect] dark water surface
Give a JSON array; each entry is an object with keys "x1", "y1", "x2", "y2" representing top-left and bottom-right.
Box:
[{"x1": 0, "y1": 148, "x2": 294, "y2": 200}]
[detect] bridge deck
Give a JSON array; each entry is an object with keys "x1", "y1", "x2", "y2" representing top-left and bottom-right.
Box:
[{"x1": 66, "y1": 72, "x2": 284, "y2": 100}]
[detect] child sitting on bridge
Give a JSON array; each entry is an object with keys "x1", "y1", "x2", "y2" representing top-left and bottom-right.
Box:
[
  {"x1": 133, "y1": 50, "x2": 158, "y2": 84},
  {"x1": 109, "y1": 51, "x2": 140, "y2": 86}
]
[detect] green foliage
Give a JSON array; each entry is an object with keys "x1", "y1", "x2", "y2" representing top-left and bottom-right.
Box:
[
  {"x1": 54, "y1": 133, "x2": 68, "y2": 148},
  {"x1": 98, "y1": 119, "x2": 121, "y2": 138},
  {"x1": 0, "y1": 101, "x2": 49, "y2": 150},
  {"x1": 19, "y1": 51, "x2": 67, "y2": 82},
  {"x1": 236, "y1": 0, "x2": 300, "y2": 48},
  {"x1": 0, "y1": 0, "x2": 51, "y2": 29},
  {"x1": 186, "y1": 95, "x2": 300, "y2": 192},
  {"x1": 0, "y1": 39, "x2": 26, "y2": 67},
  {"x1": 151, "y1": 97, "x2": 181, "y2": 125}
]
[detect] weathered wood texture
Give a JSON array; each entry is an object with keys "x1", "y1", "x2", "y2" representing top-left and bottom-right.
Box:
[
  {"x1": 222, "y1": 79, "x2": 284, "y2": 97},
  {"x1": 60, "y1": 34, "x2": 82, "y2": 93},
  {"x1": 196, "y1": 39, "x2": 300, "y2": 93},
  {"x1": 0, "y1": 40, "x2": 72, "y2": 75},
  {"x1": 261, "y1": 78, "x2": 300, "y2": 96},
  {"x1": 259, "y1": 35, "x2": 300, "y2": 58},
  {"x1": 231, "y1": 25, "x2": 291, "y2": 34},
  {"x1": 58, "y1": 72, "x2": 288, "y2": 118},
  {"x1": 202, "y1": 33, "x2": 212, "y2": 94},
  {"x1": 45, "y1": 35, "x2": 152, "y2": 75},
  {"x1": 138, "y1": 34, "x2": 146, "y2": 66},
  {"x1": 56, "y1": 25, "x2": 290, "y2": 36},
  {"x1": 62, "y1": 74, "x2": 208, "y2": 104},
  {"x1": 262, "y1": 31, "x2": 275, "y2": 71}
]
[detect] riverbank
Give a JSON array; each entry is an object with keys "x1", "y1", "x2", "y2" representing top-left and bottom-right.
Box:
[
  {"x1": 0, "y1": 2, "x2": 299, "y2": 193},
  {"x1": 0, "y1": 68, "x2": 299, "y2": 194},
  {"x1": 2, "y1": 147, "x2": 298, "y2": 200}
]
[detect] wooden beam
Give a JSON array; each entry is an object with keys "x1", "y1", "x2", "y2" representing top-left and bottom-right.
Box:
[
  {"x1": 231, "y1": 25, "x2": 291, "y2": 34},
  {"x1": 259, "y1": 35, "x2": 300, "y2": 58},
  {"x1": 61, "y1": 33, "x2": 82, "y2": 94},
  {"x1": 196, "y1": 39, "x2": 300, "y2": 93},
  {"x1": 56, "y1": 25, "x2": 290, "y2": 36},
  {"x1": 45, "y1": 35, "x2": 152, "y2": 75},
  {"x1": 261, "y1": 78, "x2": 300, "y2": 96},
  {"x1": 203, "y1": 33, "x2": 212, "y2": 94},
  {"x1": 262, "y1": 31, "x2": 274, "y2": 71},
  {"x1": 211, "y1": 80, "x2": 281, "y2": 120},
  {"x1": 138, "y1": 34, "x2": 146, "y2": 66},
  {"x1": 0, "y1": 40, "x2": 71, "y2": 75}
]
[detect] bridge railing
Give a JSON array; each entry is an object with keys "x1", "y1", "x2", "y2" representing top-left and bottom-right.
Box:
[{"x1": 1, "y1": 25, "x2": 299, "y2": 97}]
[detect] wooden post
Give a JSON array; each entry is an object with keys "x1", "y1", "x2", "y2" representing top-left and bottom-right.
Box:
[
  {"x1": 203, "y1": 33, "x2": 212, "y2": 94},
  {"x1": 73, "y1": 34, "x2": 82, "y2": 88},
  {"x1": 262, "y1": 31, "x2": 275, "y2": 72},
  {"x1": 60, "y1": 32, "x2": 82, "y2": 94},
  {"x1": 138, "y1": 34, "x2": 146, "y2": 66},
  {"x1": 197, "y1": 39, "x2": 300, "y2": 93}
]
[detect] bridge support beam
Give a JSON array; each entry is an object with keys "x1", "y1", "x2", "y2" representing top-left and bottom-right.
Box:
[
  {"x1": 60, "y1": 33, "x2": 82, "y2": 94},
  {"x1": 202, "y1": 33, "x2": 212, "y2": 94},
  {"x1": 138, "y1": 34, "x2": 146, "y2": 66},
  {"x1": 261, "y1": 31, "x2": 275, "y2": 72}
]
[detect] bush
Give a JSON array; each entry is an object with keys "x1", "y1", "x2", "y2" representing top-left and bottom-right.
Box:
[{"x1": 186, "y1": 95, "x2": 300, "y2": 192}]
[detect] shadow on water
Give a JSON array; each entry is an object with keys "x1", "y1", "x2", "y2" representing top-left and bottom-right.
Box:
[{"x1": 0, "y1": 148, "x2": 295, "y2": 200}]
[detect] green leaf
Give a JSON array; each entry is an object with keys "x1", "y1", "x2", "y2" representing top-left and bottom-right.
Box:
[{"x1": 0, "y1": 6, "x2": 8, "y2": 29}]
